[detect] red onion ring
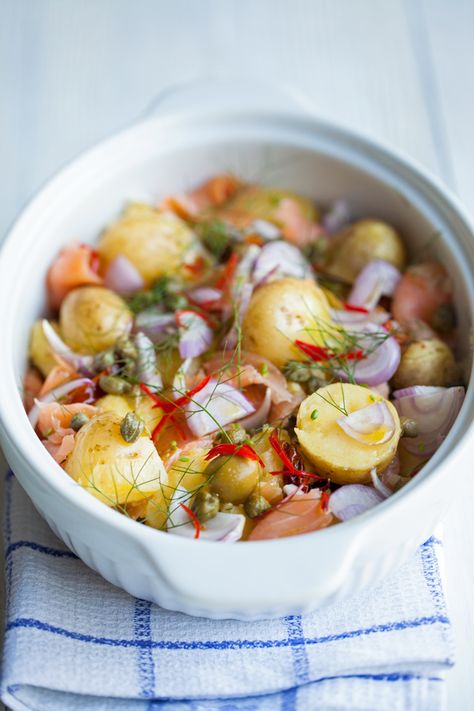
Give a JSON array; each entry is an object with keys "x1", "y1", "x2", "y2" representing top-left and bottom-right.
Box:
[
  {"x1": 42, "y1": 320, "x2": 94, "y2": 372},
  {"x1": 370, "y1": 467, "x2": 392, "y2": 498},
  {"x1": 392, "y1": 385, "x2": 445, "y2": 400},
  {"x1": 167, "y1": 487, "x2": 245, "y2": 541},
  {"x1": 134, "y1": 311, "x2": 176, "y2": 341},
  {"x1": 184, "y1": 378, "x2": 255, "y2": 437},
  {"x1": 322, "y1": 199, "x2": 350, "y2": 234},
  {"x1": 28, "y1": 377, "x2": 94, "y2": 429},
  {"x1": 348, "y1": 260, "x2": 401, "y2": 311},
  {"x1": 394, "y1": 386, "x2": 465, "y2": 456},
  {"x1": 252, "y1": 241, "x2": 312, "y2": 285},
  {"x1": 134, "y1": 332, "x2": 162, "y2": 390},
  {"x1": 336, "y1": 323, "x2": 401, "y2": 386},
  {"x1": 247, "y1": 219, "x2": 281, "y2": 240},
  {"x1": 239, "y1": 387, "x2": 272, "y2": 430},
  {"x1": 177, "y1": 311, "x2": 213, "y2": 359},
  {"x1": 329, "y1": 484, "x2": 384, "y2": 521},
  {"x1": 187, "y1": 287, "x2": 223, "y2": 307},
  {"x1": 337, "y1": 401, "x2": 396, "y2": 445},
  {"x1": 104, "y1": 255, "x2": 144, "y2": 295}
]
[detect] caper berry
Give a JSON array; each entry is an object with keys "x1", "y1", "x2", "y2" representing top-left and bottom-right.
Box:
[
  {"x1": 99, "y1": 374, "x2": 131, "y2": 395},
  {"x1": 70, "y1": 412, "x2": 90, "y2": 431},
  {"x1": 192, "y1": 490, "x2": 220, "y2": 523},
  {"x1": 244, "y1": 493, "x2": 271, "y2": 519},
  {"x1": 400, "y1": 416, "x2": 418, "y2": 438},
  {"x1": 120, "y1": 412, "x2": 144, "y2": 443},
  {"x1": 431, "y1": 303, "x2": 456, "y2": 333}
]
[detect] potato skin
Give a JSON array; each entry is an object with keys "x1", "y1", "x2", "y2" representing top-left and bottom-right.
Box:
[
  {"x1": 65, "y1": 411, "x2": 167, "y2": 505},
  {"x1": 98, "y1": 203, "x2": 194, "y2": 285},
  {"x1": 391, "y1": 338, "x2": 458, "y2": 389},
  {"x1": 325, "y1": 219, "x2": 406, "y2": 283},
  {"x1": 60, "y1": 286, "x2": 133, "y2": 353},
  {"x1": 207, "y1": 456, "x2": 261, "y2": 504},
  {"x1": 220, "y1": 185, "x2": 319, "y2": 225},
  {"x1": 242, "y1": 277, "x2": 332, "y2": 368},
  {"x1": 295, "y1": 383, "x2": 401, "y2": 484},
  {"x1": 29, "y1": 320, "x2": 60, "y2": 376}
]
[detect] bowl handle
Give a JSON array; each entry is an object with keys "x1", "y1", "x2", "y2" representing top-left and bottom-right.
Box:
[{"x1": 139, "y1": 75, "x2": 316, "y2": 118}]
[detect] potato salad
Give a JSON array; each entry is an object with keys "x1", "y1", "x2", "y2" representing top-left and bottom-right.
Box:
[{"x1": 24, "y1": 174, "x2": 465, "y2": 541}]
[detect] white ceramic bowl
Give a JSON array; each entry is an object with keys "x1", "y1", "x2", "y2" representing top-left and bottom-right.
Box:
[{"x1": 0, "y1": 85, "x2": 473, "y2": 620}]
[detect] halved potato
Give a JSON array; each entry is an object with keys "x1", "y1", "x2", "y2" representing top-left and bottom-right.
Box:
[
  {"x1": 242, "y1": 277, "x2": 333, "y2": 368},
  {"x1": 295, "y1": 382, "x2": 401, "y2": 484},
  {"x1": 98, "y1": 203, "x2": 194, "y2": 285},
  {"x1": 65, "y1": 411, "x2": 167, "y2": 505}
]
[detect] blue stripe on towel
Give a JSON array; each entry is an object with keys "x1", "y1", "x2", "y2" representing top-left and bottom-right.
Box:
[
  {"x1": 5, "y1": 540, "x2": 78, "y2": 559},
  {"x1": 6, "y1": 614, "x2": 449, "y2": 650},
  {"x1": 133, "y1": 598, "x2": 155, "y2": 699},
  {"x1": 283, "y1": 615, "x2": 310, "y2": 683}
]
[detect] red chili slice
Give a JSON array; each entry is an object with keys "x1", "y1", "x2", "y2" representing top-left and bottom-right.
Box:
[
  {"x1": 294, "y1": 340, "x2": 330, "y2": 362},
  {"x1": 344, "y1": 303, "x2": 369, "y2": 314},
  {"x1": 269, "y1": 429, "x2": 325, "y2": 483},
  {"x1": 204, "y1": 442, "x2": 264, "y2": 466},
  {"x1": 320, "y1": 489, "x2": 331, "y2": 512},
  {"x1": 216, "y1": 252, "x2": 239, "y2": 289},
  {"x1": 179, "y1": 503, "x2": 201, "y2": 539}
]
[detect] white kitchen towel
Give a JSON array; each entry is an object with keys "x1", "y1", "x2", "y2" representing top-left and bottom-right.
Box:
[{"x1": 1, "y1": 471, "x2": 454, "y2": 711}]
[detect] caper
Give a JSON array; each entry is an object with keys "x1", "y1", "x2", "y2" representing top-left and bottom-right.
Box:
[
  {"x1": 307, "y1": 375, "x2": 326, "y2": 393},
  {"x1": 207, "y1": 455, "x2": 260, "y2": 504},
  {"x1": 70, "y1": 412, "x2": 90, "y2": 431},
  {"x1": 431, "y1": 303, "x2": 456, "y2": 333},
  {"x1": 400, "y1": 416, "x2": 418, "y2": 438},
  {"x1": 244, "y1": 493, "x2": 271, "y2": 519},
  {"x1": 99, "y1": 374, "x2": 132, "y2": 395},
  {"x1": 120, "y1": 412, "x2": 144, "y2": 443},
  {"x1": 191, "y1": 490, "x2": 220, "y2": 523},
  {"x1": 220, "y1": 502, "x2": 241, "y2": 514},
  {"x1": 93, "y1": 349, "x2": 116, "y2": 372}
]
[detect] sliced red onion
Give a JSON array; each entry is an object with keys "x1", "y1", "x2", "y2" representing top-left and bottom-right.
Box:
[
  {"x1": 222, "y1": 282, "x2": 254, "y2": 350},
  {"x1": 134, "y1": 310, "x2": 176, "y2": 341},
  {"x1": 252, "y1": 241, "x2": 312, "y2": 285},
  {"x1": 392, "y1": 386, "x2": 445, "y2": 400},
  {"x1": 330, "y1": 308, "x2": 390, "y2": 327},
  {"x1": 104, "y1": 255, "x2": 144, "y2": 295},
  {"x1": 167, "y1": 487, "x2": 244, "y2": 541},
  {"x1": 329, "y1": 485, "x2": 384, "y2": 521},
  {"x1": 371, "y1": 382, "x2": 390, "y2": 399},
  {"x1": 28, "y1": 377, "x2": 94, "y2": 429},
  {"x1": 172, "y1": 357, "x2": 198, "y2": 398},
  {"x1": 337, "y1": 401, "x2": 396, "y2": 445},
  {"x1": 42, "y1": 320, "x2": 94, "y2": 372},
  {"x1": 238, "y1": 387, "x2": 272, "y2": 430},
  {"x1": 322, "y1": 199, "x2": 351, "y2": 234},
  {"x1": 394, "y1": 386, "x2": 465, "y2": 456},
  {"x1": 370, "y1": 467, "x2": 392, "y2": 498},
  {"x1": 233, "y1": 245, "x2": 261, "y2": 292},
  {"x1": 176, "y1": 310, "x2": 213, "y2": 358},
  {"x1": 336, "y1": 323, "x2": 401, "y2": 386},
  {"x1": 348, "y1": 260, "x2": 401, "y2": 311},
  {"x1": 184, "y1": 378, "x2": 255, "y2": 437},
  {"x1": 380, "y1": 454, "x2": 402, "y2": 491},
  {"x1": 187, "y1": 287, "x2": 223, "y2": 307},
  {"x1": 134, "y1": 331, "x2": 162, "y2": 390},
  {"x1": 247, "y1": 219, "x2": 281, "y2": 240}
]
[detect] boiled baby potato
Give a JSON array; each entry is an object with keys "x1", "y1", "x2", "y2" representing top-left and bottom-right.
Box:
[
  {"x1": 60, "y1": 286, "x2": 133, "y2": 354},
  {"x1": 65, "y1": 411, "x2": 167, "y2": 505},
  {"x1": 242, "y1": 277, "x2": 332, "y2": 368},
  {"x1": 206, "y1": 455, "x2": 261, "y2": 504},
  {"x1": 295, "y1": 382, "x2": 401, "y2": 484},
  {"x1": 96, "y1": 393, "x2": 164, "y2": 435},
  {"x1": 391, "y1": 338, "x2": 458, "y2": 389},
  {"x1": 98, "y1": 203, "x2": 194, "y2": 285},
  {"x1": 325, "y1": 219, "x2": 406, "y2": 283},
  {"x1": 220, "y1": 185, "x2": 319, "y2": 225},
  {"x1": 29, "y1": 320, "x2": 60, "y2": 376}
]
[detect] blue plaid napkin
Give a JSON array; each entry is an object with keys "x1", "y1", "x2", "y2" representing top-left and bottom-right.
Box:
[{"x1": 1, "y1": 471, "x2": 454, "y2": 711}]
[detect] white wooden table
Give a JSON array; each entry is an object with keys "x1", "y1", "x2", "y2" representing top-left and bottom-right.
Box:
[{"x1": 1, "y1": 1, "x2": 473, "y2": 708}]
